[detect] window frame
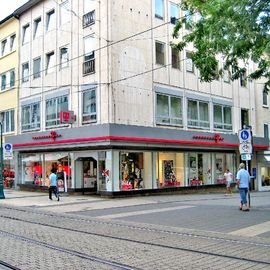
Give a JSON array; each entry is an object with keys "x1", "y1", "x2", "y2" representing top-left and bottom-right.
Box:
[
  {"x1": 33, "y1": 57, "x2": 41, "y2": 79},
  {"x1": 21, "y1": 102, "x2": 41, "y2": 132},
  {"x1": 82, "y1": 88, "x2": 97, "y2": 124},
  {"x1": 186, "y1": 52, "x2": 194, "y2": 73},
  {"x1": 33, "y1": 17, "x2": 42, "y2": 39},
  {"x1": 22, "y1": 62, "x2": 29, "y2": 83},
  {"x1": 0, "y1": 109, "x2": 15, "y2": 133},
  {"x1": 213, "y1": 104, "x2": 232, "y2": 131},
  {"x1": 22, "y1": 24, "x2": 30, "y2": 45},
  {"x1": 187, "y1": 99, "x2": 210, "y2": 128},
  {"x1": 0, "y1": 69, "x2": 15, "y2": 90},
  {"x1": 240, "y1": 70, "x2": 247, "y2": 87},
  {"x1": 1, "y1": 39, "x2": 7, "y2": 56},
  {"x1": 264, "y1": 124, "x2": 269, "y2": 139},
  {"x1": 60, "y1": 46, "x2": 69, "y2": 69},
  {"x1": 169, "y1": 2, "x2": 179, "y2": 24},
  {"x1": 45, "y1": 51, "x2": 55, "y2": 74},
  {"x1": 156, "y1": 93, "x2": 183, "y2": 126},
  {"x1": 171, "y1": 47, "x2": 180, "y2": 69},
  {"x1": 263, "y1": 90, "x2": 268, "y2": 107},
  {"x1": 155, "y1": 0, "x2": 164, "y2": 19},
  {"x1": 155, "y1": 41, "x2": 165, "y2": 65},
  {"x1": 46, "y1": 9, "x2": 55, "y2": 32}
]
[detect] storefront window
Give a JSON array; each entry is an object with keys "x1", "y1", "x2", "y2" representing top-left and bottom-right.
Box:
[
  {"x1": 187, "y1": 153, "x2": 211, "y2": 186},
  {"x1": 21, "y1": 154, "x2": 43, "y2": 185},
  {"x1": 98, "y1": 151, "x2": 107, "y2": 191},
  {"x1": 3, "y1": 160, "x2": 15, "y2": 188},
  {"x1": 214, "y1": 153, "x2": 235, "y2": 184},
  {"x1": 120, "y1": 152, "x2": 144, "y2": 190},
  {"x1": 157, "y1": 152, "x2": 184, "y2": 188},
  {"x1": 261, "y1": 167, "x2": 270, "y2": 187}
]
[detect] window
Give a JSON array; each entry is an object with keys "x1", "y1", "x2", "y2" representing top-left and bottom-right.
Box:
[
  {"x1": 184, "y1": 10, "x2": 192, "y2": 30},
  {"x1": 83, "y1": 0, "x2": 95, "y2": 27},
  {"x1": 155, "y1": 41, "x2": 165, "y2": 65},
  {"x1": 241, "y1": 109, "x2": 249, "y2": 129},
  {"x1": 60, "y1": 0, "x2": 70, "y2": 25},
  {"x1": 83, "y1": 35, "x2": 95, "y2": 74},
  {"x1": 22, "y1": 62, "x2": 29, "y2": 83},
  {"x1": 263, "y1": 90, "x2": 268, "y2": 107},
  {"x1": 213, "y1": 104, "x2": 232, "y2": 130},
  {"x1": 46, "y1": 51, "x2": 55, "y2": 74},
  {"x1": 223, "y1": 62, "x2": 230, "y2": 83},
  {"x1": 1, "y1": 39, "x2": 7, "y2": 56},
  {"x1": 82, "y1": 88, "x2": 97, "y2": 123},
  {"x1": 46, "y1": 10, "x2": 55, "y2": 32},
  {"x1": 22, "y1": 103, "x2": 40, "y2": 131},
  {"x1": 264, "y1": 124, "x2": 269, "y2": 139},
  {"x1": 155, "y1": 0, "x2": 164, "y2": 19},
  {"x1": 170, "y1": 2, "x2": 179, "y2": 24},
  {"x1": 33, "y1": 57, "x2": 41, "y2": 79},
  {"x1": 10, "y1": 34, "x2": 16, "y2": 51},
  {"x1": 60, "y1": 46, "x2": 69, "y2": 69},
  {"x1": 22, "y1": 24, "x2": 30, "y2": 44},
  {"x1": 46, "y1": 95, "x2": 69, "y2": 127},
  {"x1": 172, "y1": 48, "x2": 180, "y2": 69},
  {"x1": 33, "y1": 17, "x2": 42, "y2": 39},
  {"x1": 240, "y1": 70, "x2": 247, "y2": 87},
  {"x1": 1, "y1": 69, "x2": 15, "y2": 90},
  {"x1": 187, "y1": 100, "x2": 209, "y2": 128},
  {"x1": 156, "y1": 93, "x2": 182, "y2": 125},
  {"x1": 0, "y1": 109, "x2": 15, "y2": 133},
  {"x1": 186, "y1": 52, "x2": 194, "y2": 72}
]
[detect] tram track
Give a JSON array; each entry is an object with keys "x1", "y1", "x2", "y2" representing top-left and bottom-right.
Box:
[
  {"x1": 0, "y1": 260, "x2": 20, "y2": 270},
  {"x1": 0, "y1": 207, "x2": 270, "y2": 267}
]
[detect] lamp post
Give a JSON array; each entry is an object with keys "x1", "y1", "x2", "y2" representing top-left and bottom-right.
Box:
[{"x1": 0, "y1": 122, "x2": 5, "y2": 199}]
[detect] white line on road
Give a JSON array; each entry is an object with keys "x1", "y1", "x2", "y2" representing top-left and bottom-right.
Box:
[
  {"x1": 97, "y1": 205, "x2": 194, "y2": 219},
  {"x1": 229, "y1": 221, "x2": 270, "y2": 237}
]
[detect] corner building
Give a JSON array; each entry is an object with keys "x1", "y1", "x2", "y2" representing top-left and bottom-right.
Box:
[{"x1": 8, "y1": 0, "x2": 268, "y2": 195}]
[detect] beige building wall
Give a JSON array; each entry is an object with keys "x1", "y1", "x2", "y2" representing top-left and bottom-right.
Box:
[{"x1": 0, "y1": 16, "x2": 19, "y2": 143}]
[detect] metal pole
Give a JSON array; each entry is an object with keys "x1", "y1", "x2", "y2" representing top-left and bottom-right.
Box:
[{"x1": 0, "y1": 122, "x2": 5, "y2": 199}]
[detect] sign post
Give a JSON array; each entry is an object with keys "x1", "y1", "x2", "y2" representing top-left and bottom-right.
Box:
[{"x1": 0, "y1": 122, "x2": 5, "y2": 199}]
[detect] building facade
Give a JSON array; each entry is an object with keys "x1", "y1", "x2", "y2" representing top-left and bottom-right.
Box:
[
  {"x1": 0, "y1": 15, "x2": 19, "y2": 188},
  {"x1": 7, "y1": 0, "x2": 269, "y2": 195}
]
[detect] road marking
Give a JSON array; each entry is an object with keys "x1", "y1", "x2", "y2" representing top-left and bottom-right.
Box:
[
  {"x1": 229, "y1": 221, "x2": 270, "y2": 237},
  {"x1": 97, "y1": 205, "x2": 194, "y2": 219}
]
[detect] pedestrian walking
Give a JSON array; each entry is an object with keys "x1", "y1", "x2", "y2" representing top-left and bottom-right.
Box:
[
  {"x1": 236, "y1": 163, "x2": 250, "y2": 211},
  {"x1": 49, "y1": 168, "x2": 60, "y2": 201},
  {"x1": 224, "y1": 168, "x2": 233, "y2": 195}
]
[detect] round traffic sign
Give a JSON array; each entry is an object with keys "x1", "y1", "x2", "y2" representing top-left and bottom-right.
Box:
[
  {"x1": 240, "y1": 130, "x2": 249, "y2": 140},
  {"x1": 4, "y1": 143, "x2": 12, "y2": 151}
]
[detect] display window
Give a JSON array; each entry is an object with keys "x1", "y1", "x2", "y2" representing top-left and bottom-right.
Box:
[
  {"x1": 3, "y1": 161, "x2": 15, "y2": 188},
  {"x1": 260, "y1": 166, "x2": 270, "y2": 187},
  {"x1": 157, "y1": 152, "x2": 184, "y2": 187},
  {"x1": 120, "y1": 152, "x2": 144, "y2": 190},
  {"x1": 214, "y1": 153, "x2": 235, "y2": 184}
]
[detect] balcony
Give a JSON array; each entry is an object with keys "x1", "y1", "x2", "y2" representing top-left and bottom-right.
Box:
[
  {"x1": 83, "y1": 10, "x2": 95, "y2": 28},
  {"x1": 83, "y1": 58, "x2": 95, "y2": 75}
]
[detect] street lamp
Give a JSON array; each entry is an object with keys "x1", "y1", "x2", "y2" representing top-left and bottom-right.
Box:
[{"x1": 0, "y1": 122, "x2": 5, "y2": 199}]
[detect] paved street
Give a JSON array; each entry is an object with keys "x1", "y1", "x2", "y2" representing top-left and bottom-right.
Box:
[{"x1": 0, "y1": 189, "x2": 270, "y2": 269}]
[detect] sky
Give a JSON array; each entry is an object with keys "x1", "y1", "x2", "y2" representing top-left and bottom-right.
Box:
[{"x1": 0, "y1": 0, "x2": 28, "y2": 21}]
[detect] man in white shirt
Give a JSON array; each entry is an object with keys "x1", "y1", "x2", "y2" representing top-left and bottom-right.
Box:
[{"x1": 224, "y1": 168, "x2": 233, "y2": 195}]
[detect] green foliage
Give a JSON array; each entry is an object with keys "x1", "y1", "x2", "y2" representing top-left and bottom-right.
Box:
[{"x1": 173, "y1": 0, "x2": 270, "y2": 91}]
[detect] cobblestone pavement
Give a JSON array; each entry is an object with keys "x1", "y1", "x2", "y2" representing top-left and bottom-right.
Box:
[{"x1": 0, "y1": 189, "x2": 269, "y2": 269}]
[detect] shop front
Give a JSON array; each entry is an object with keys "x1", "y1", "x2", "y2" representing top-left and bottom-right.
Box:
[
  {"x1": 7, "y1": 124, "x2": 268, "y2": 195},
  {"x1": 257, "y1": 151, "x2": 270, "y2": 191}
]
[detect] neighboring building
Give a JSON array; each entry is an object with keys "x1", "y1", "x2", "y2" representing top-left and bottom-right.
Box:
[
  {"x1": 0, "y1": 14, "x2": 19, "y2": 188},
  {"x1": 7, "y1": 0, "x2": 268, "y2": 195},
  {"x1": 255, "y1": 78, "x2": 270, "y2": 191}
]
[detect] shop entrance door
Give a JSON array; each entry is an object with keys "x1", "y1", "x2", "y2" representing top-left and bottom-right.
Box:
[
  {"x1": 81, "y1": 157, "x2": 97, "y2": 194},
  {"x1": 258, "y1": 163, "x2": 270, "y2": 191}
]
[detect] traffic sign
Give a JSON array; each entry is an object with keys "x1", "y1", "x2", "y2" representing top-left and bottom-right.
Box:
[
  {"x1": 241, "y1": 154, "x2": 252, "y2": 161},
  {"x1": 238, "y1": 129, "x2": 253, "y2": 154},
  {"x1": 239, "y1": 129, "x2": 252, "y2": 143},
  {"x1": 3, "y1": 143, "x2": 13, "y2": 160}
]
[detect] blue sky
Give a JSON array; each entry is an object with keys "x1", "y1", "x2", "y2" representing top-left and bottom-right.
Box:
[{"x1": 0, "y1": 0, "x2": 28, "y2": 21}]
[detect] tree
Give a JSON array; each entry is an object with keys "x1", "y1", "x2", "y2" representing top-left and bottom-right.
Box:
[{"x1": 172, "y1": 0, "x2": 270, "y2": 92}]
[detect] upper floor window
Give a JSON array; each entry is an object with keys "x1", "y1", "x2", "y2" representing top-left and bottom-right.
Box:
[
  {"x1": 46, "y1": 95, "x2": 69, "y2": 127},
  {"x1": 83, "y1": 35, "x2": 95, "y2": 75},
  {"x1": 264, "y1": 124, "x2": 269, "y2": 139},
  {"x1": 60, "y1": 46, "x2": 69, "y2": 69},
  {"x1": 186, "y1": 52, "x2": 194, "y2": 73},
  {"x1": 33, "y1": 17, "x2": 42, "y2": 39},
  {"x1": 188, "y1": 100, "x2": 209, "y2": 128},
  {"x1": 184, "y1": 10, "x2": 193, "y2": 30},
  {"x1": 172, "y1": 48, "x2": 180, "y2": 69},
  {"x1": 213, "y1": 104, "x2": 232, "y2": 131},
  {"x1": 240, "y1": 70, "x2": 247, "y2": 87},
  {"x1": 82, "y1": 88, "x2": 97, "y2": 123},
  {"x1": 156, "y1": 93, "x2": 182, "y2": 126},
  {"x1": 155, "y1": 41, "x2": 165, "y2": 65},
  {"x1": 0, "y1": 109, "x2": 15, "y2": 133},
  {"x1": 22, "y1": 24, "x2": 30, "y2": 44},
  {"x1": 263, "y1": 90, "x2": 268, "y2": 107},
  {"x1": 46, "y1": 51, "x2": 55, "y2": 74},
  {"x1": 83, "y1": 0, "x2": 95, "y2": 27},
  {"x1": 241, "y1": 109, "x2": 249, "y2": 129},
  {"x1": 1, "y1": 69, "x2": 15, "y2": 90},
  {"x1": 170, "y1": 2, "x2": 179, "y2": 24},
  {"x1": 10, "y1": 35, "x2": 16, "y2": 51},
  {"x1": 46, "y1": 9, "x2": 55, "y2": 32},
  {"x1": 21, "y1": 102, "x2": 40, "y2": 131},
  {"x1": 60, "y1": 0, "x2": 70, "y2": 25},
  {"x1": 1, "y1": 39, "x2": 7, "y2": 56},
  {"x1": 33, "y1": 57, "x2": 41, "y2": 79},
  {"x1": 22, "y1": 62, "x2": 29, "y2": 83},
  {"x1": 155, "y1": 0, "x2": 164, "y2": 19}
]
